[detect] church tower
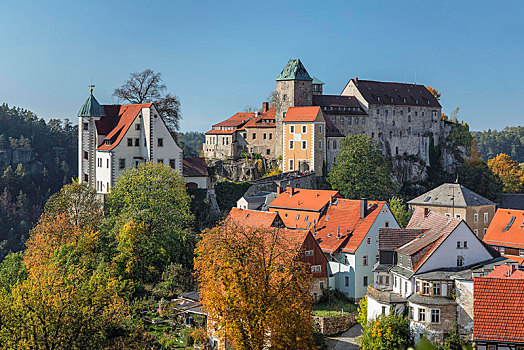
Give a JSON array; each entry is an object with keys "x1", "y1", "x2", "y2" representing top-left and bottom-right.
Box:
[
  {"x1": 78, "y1": 88, "x2": 105, "y2": 187},
  {"x1": 275, "y1": 59, "x2": 313, "y2": 157}
]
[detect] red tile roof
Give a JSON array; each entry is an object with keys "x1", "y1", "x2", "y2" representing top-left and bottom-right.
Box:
[
  {"x1": 473, "y1": 277, "x2": 524, "y2": 343},
  {"x1": 283, "y1": 106, "x2": 321, "y2": 122},
  {"x1": 508, "y1": 269, "x2": 524, "y2": 279},
  {"x1": 314, "y1": 199, "x2": 386, "y2": 253},
  {"x1": 97, "y1": 103, "x2": 153, "y2": 151},
  {"x1": 226, "y1": 208, "x2": 280, "y2": 228},
  {"x1": 269, "y1": 188, "x2": 341, "y2": 212},
  {"x1": 205, "y1": 129, "x2": 238, "y2": 135},
  {"x1": 212, "y1": 112, "x2": 255, "y2": 128},
  {"x1": 243, "y1": 106, "x2": 277, "y2": 129},
  {"x1": 397, "y1": 208, "x2": 462, "y2": 271},
  {"x1": 483, "y1": 209, "x2": 524, "y2": 249},
  {"x1": 487, "y1": 264, "x2": 515, "y2": 278},
  {"x1": 183, "y1": 157, "x2": 208, "y2": 177}
]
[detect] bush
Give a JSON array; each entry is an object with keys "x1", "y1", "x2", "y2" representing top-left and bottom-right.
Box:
[{"x1": 359, "y1": 312, "x2": 412, "y2": 350}]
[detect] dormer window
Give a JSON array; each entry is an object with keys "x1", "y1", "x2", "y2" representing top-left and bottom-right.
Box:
[{"x1": 105, "y1": 140, "x2": 111, "y2": 145}]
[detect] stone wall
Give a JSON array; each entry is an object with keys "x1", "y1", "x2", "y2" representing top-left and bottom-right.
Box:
[
  {"x1": 312, "y1": 311, "x2": 358, "y2": 335},
  {"x1": 207, "y1": 158, "x2": 279, "y2": 182}
]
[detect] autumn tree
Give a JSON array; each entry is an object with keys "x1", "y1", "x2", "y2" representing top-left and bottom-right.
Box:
[
  {"x1": 359, "y1": 312, "x2": 412, "y2": 350},
  {"x1": 425, "y1": 86, "x2": 441, "y2": 101},
  {"x1": 195, "y1": 223, "x2": 313, "y2": 349},
  {"x1": 488, "y1": 153, "x2": 524, "y2": 193},
  {"x1": 327, "y1": 134, "x2": 398, "y2": 200},
  {"x1": 388, "y1": 196, "x2": 410, "y2": 228},
  {"x1": 105, "y1": 162, "x2": 195, "y2": 283},
  {"x1": 458, "y1": 159, "x2": 503, "y2": 201},
  {"x1": 113, "y1": 69, "x2": 181, "y2": 133}
]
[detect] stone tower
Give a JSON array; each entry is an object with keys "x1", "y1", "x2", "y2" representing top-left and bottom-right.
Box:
[
  {"x1": 77, "y1": 90, "x2": 105, "y2": 187},
  {"x1": 275, "y1": 59, "x2": 313, "y2": 158}
]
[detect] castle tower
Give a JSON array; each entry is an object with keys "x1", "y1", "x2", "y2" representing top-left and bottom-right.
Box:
[
  {"x1": 78, "y1": 88, "x2": 105, "y2": 187},
  {"x1": 275, "y1": 59, "x2": 313, "y2": 158}
]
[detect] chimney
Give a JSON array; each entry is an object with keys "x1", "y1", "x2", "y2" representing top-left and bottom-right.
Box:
[
  {"x1": 277, "y1": 186, "x2": 283, "y2": 194},
  {"x1": 360, "y1": 199, "x2": 368, "y2": 219},
  {"x1": 290, "y1": 187, "x2": 295, "y2": 196},
  {"x1": 262, "y1": 102, "x2": 269, "y2": 113},
  {"x1": 424, "y1": 208, "x2": 430, "y2": 217}
]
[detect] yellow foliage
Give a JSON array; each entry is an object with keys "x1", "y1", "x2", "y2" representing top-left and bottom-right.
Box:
[{"x1": 488, "y1": 153, "x2": 524, "y2": 193}]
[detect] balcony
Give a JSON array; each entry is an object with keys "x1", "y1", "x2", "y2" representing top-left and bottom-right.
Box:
[{"x1": 367, "y1": 286, "x2": 407, "y2": 304}]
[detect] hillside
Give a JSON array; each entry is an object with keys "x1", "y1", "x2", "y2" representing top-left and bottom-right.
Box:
[
  {"x1": 472, "y1": 126, "x2": 524, "y2": 163},
  {"x1": 0, "y1": 104, "x2": 77, "y2": 260}
]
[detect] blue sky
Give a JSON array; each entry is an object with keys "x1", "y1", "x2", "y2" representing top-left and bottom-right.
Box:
[{"x1": 1, "y1": 0, "x2": 523, "y2": 132}]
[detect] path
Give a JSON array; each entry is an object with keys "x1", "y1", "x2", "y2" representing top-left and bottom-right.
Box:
[{"x1": 325, "y1": 323, "x2": 362, "y2": 350}]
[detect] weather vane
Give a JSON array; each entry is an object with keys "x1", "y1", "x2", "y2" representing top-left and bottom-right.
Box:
[{"x1": 89, "y1": 84, "x2": 95, "y2": 93}]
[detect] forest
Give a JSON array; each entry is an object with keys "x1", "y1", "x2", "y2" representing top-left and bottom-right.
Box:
[{"x1": 472, "y1": 126, "x2": 524, "y2": 163}]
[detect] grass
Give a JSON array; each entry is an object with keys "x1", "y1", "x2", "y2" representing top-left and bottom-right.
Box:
[{"x1": 312, "y1": 300, "x2": 357, "y2": 317}]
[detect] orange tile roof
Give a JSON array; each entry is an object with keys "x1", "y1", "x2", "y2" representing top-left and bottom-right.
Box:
[
  {"x1": 473, "y1": 277, "x2": 524, "y2": 343},
  {"x1": 483, "y1": 209, "x2": 524, "y2": 249},
  {"x1": 242, "y1": 107, "x2": 277, "y2": 129},
  {"x1": 97, "y1": 103, "x2": 152, "y2": 151},
  {"x1": 487, "y1": 264, "x2": 515, "y2": 278},
  {"x1": 226, "y1": 208, "x2": 280, "y2": 228},
  {"x1": 205, "y1": 129, "x2": 238, "y2": 135},
  {"x1": 508, "y1": 269, "x2": 524, "y2": 279},
  {"x1": 314, "y1": 199, "x2": 386, "y2": 253},
  {"x1": 283, "y1": 106, "x2": 321, "y2": 122},
  {"x1": 269, "y1": 188, "x2": 341, "y2": 212},
  {"x1": 397, "y1": 208, "x2": 462, "y2": 272},
  {"x1": 212, "y1": 112, "x2": 255, "y2": 128},
  {"x1": 271, "y1": 209, "x2": 321, "y2": 230}
]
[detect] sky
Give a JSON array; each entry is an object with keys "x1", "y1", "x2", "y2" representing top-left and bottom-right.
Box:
[{"x1": 0, "y1": 0, "x2": 523, "y2": 132}]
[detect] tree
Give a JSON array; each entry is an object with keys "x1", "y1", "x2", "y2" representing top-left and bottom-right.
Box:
[
  {"x1": 0, "y1": 252, "x2": 27, "y2": 291},
  {"x1": 113, "y1": 69, "x2": 181, "y2": 134},
  {"x1": 359, "y1": 312, "x2": 412, "y2": 350},
  {"x1": 458, "y1": 159, "x2": 503, "y2": 201},
  {"x1": 327, "y1": 134, "x2": 398, "y2": 200},
  {"x1": 105, "y1": 162, "x2": 195, "y2": 282},
  {"x1": 425, "y1": 86, "x2": 441, "y2": 101},
  {"x1": 195, "y1": 223, "x2": 313, "y2": 349},
  {"x1": 488, "y1": 153, "x2": 524, "y2": 193},
  {"x1": 388, "y1": 197, "x2": 410, "y2": 228},
  {"x1": 357, "y1": 296, "x2": 368, "y2": 327}
]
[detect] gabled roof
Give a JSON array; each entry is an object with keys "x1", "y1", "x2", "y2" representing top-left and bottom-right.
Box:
[
  {"x1": 78, "y1": 92, "x2": 106, "y2": 117},
  {"x1": 242, "y1": 106, "x2": 276, "y2": 129},
  {"x1": 226, "y1": 208, "x2": 281, "y2": 228},
  {"x1": 487, "y1": 264, "x2": 517, "y2": 278},
  {"x1": 283, "y1": 106, "x2": 322, "y2": 122},
  {"x1": 348, "y1": 79, "x2": 441, "y2": 108},
  {"x1": 183, "y1": 158, "x2": 208, "y2": 177},
  {"x1": 473, "y1": 277, "x2": 524, "y2": 343},
  {"x1": 276, "y1": 59, "x2": 313, "y2": 81},
  {"x1": 97, "y1": 103, "x2": 152, "y2": 151},
  {"x1": 269, "y1": 188, "x2": 341, "y2": 212},
  {"x1": 314, "y1": 199, "x2": 386, "y2": 253},
  {"x1": 408, "y1": 183, "x2": 495, "y2": 208},
  {"x1": 378, "y1": 228, "x2": 426, "y2": 251},
  {"x1": 483, "y1": 209, "x2": 524, "y2": 249},
  {"x1": 312, "y1": 94, "x2": 364, "y2": 112},
  {"x1": 397, "y1": 208, "x2": 462, "y2": 271},
  {"x1": 212, "y1": 112, "x2": 255, "y2": 128}
]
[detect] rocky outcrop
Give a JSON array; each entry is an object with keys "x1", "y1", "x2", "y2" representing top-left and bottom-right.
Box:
[
  {"x1": 0, "y1": 149, "x2": 47, "y2": 175},
  {"x1": 207, "y1": 158, "x2": 279, "y2": 182}
]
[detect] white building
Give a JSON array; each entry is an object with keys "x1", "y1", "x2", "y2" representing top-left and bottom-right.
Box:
[{"x1": 78, "y1": 91, "x2": 183, "y2": 194}]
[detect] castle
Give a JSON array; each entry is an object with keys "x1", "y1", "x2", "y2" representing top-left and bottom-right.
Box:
[
  {"x1": 77, "y1": 90, "x2": 183, "y2": 194},
  {"x1": 204, "y1": 59, "x2": 446, "y2": 176}
]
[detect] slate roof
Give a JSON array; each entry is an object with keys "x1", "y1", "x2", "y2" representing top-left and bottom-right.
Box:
[
  {"x1": 499, "y1": 194, "x2": 524, "y2": 210},
  {"x1": 408, "y1": 183, "x2": 495, "y2": 208},
  {"x1": 78, "y1": 92, "x2": 106, "y2": 117},
  {"x1": 397, "y1": 208, "x2": 462, "y2": 272},
  {"x1": 314, "y1": 199, "x2": 386, "y2": 253},
  {"x1": 348, "y1": 79, "x2": 441, "y2": 108},
  {"x1": 312, "y1": 95, "x2": 365, "y2": 112},
  {"x1": 473, "y1": 277, "x2": 524, "y2": 343},
  {"x1": 276, "y1": 59, "x2": 313, "y2": 81},
  {"x1": 312, "y1": 77, "x2": 324, "y2": 85},
  {"x1": 483, "y1": 209, "x2": 524, "y2": 249},
  {"x1": 97, "y1": 103, "x2": 153, "y2": 151},
  {"x1": 378, "y1": 228, "x2": 426, "y2": 251},
  {"x1": 283, "y1": 106, "x2": 321, "y2": 122},
  {"x1": 408, "y1": 293, "x2": 457, "y2": 306},
  {"x1": 183, "y1": 158, "x2": 208, "y2": 177},
  {"x1": 226, "y1": 208, "x2": 280, "y2": 228}
]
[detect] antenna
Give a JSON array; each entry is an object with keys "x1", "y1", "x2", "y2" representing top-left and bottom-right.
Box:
[{"x1": 414, "y1": 71, "x2": 417, "y2": 84}]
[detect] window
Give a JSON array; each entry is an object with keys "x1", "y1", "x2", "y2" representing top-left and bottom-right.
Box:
[
  {"x1": 409, "y1": 307, "x2": 414, "y2": 319},
  {"x1": 405, "y1": 281, "x2": 408, "y2": 292},
  {"x1": 367, "y1": 237, "x2": 371, "y2": 245},
  {"x1": 290, "y1": 125, "x2": 295, "y2": 133},
  {"x1": 305, "y1": 250, "x2": 314, "y2": 256},
  {"x1": 252, "y1": 133, "x2": 256, "y2": 140},
  {"x1": 302, "y1": 141, "x2": 307, "y2": 150},
  {"x1": 83, "y1": 122, "x2": 88, "y2": 131},
  {"x1": 266, "y1": 149, "x2": 270, "y2": 155},
  {"x1": 169, "y1": 159, "x2": 176, "y2": 169},
  {"x1": 127, "y1": 138, "x2": 133, "y2": 146},
  {"x1": 269, "y1": 133, "x2": 273, "y2": 140},
  {"x1": 362, "y1": 117, "x2": 365, "y2": 125},
  {"x1": 394, "y1": 277, "x2": 397, "y2": 287},
  {"x1": 456, "y1": 214, "x2": 462, "y2": 219},
  {"x1": 318, "y1": 140, "x2": 322, "y2": 149},
  {"x1": 457, "y1": 255, "x2": 464, "y2": 267},
  {"x1": 422, "y1": 282, "x2": 429, "y2": 295},
  {"x1": 355, "y1": 117, "x2": 359, "y2": 125},
  {"x1": 463, "y1": 241, "x2": 468, "y2": 248},
  {"x1": 474, "y1": 213, "x2": 478, "y2": 223},
  {"x1": 457, "y1": 241, "x2": 461, "y2": 249},
  {"x1": 345, "y1": 276, "x2": 349, "y2": 286},
  {"x1": 363, "y1": 255, "x2": 368, "y2": 266},
  {"x1": 320, "y1": 281, "x2": 324, "y2": 289},
  {"x1": 157, "y1": 138, "x2": 163, "y2": 147},
  {"x1": 418, "y1": 308, "x2": 426, "y2": 322},
  {"x1": 429, "y1": 281, "x2": 441, "y2": 296},
  {"x1": 311, "y1": 265, "x2": 321, "y2": 273},
  {"x1": 119, "y1": 158, "x2": 125, "y2": 169},
  {"x1": 484, "y1": 228, "x2": 487, "y2": 235},
  {"x1": 445, "y1": 213, "x2": 451, "y2": 217},
  {"x1": 378, "y1": 276, "x2": 384, "y2": 284},
  {"x1": 135, "y1": 124, "x2": 141, "y2": 130},
  {"x1": 304, "y1": 215, "x2": 309, "y2": 222},
  {"x1": 474, "y1": 229, "x2": 478, "y2": 235},
  {"x1": 289, "y1": 140, "x2": 294, "y2": 149},
  {"x1": 134, "y1": 138, "x2": 139, "y2": 146},
  {"x1": 381, "y1": 306, "x2": 386, "y2": 315},
  {"x1": 319, "y1": 125, "x2": 322, "y2": 134},
  {"x1": 385, "y1": 221, "x2": 390, "y2": 228},
  {"x1": 83, "y1": 151, "x2": 88, "y2": 160},
  {"x1": 302, "y1": 125, "x2": 307, "y2": 133},
  {"x1": 375, "y1": 254, "x2": 379, "y2": 263},
  {"x1": 157, "y1": 159, "x2": 164, "y2": 164},
  {"x1": 431, "y1": 309, "x2": 440, "y2": 323},
  {"x1": 487, "y1": 346, "x2": 496, "y2": 350},
  {"x1": 363, "y1": 276, "x2": 368, "y2": 286},
  {"x1": 343, "y1": 255, "x2": 349, "y2": 265},
  {"x1": 385, "y1": 276, "x2": 389, "y2": 285},
  {"x1": 296, "y1": 214, "x2": 300, "y2": 221},
  {"x1": 289, "y1": 159, "x2": 294, "y2": 171},
  {"x1": 106, "y1": 159, "x2": 109, "y2": 168},
  {"x1": 500, "y1": 247, "x2": 505, "y2": 254},
  {"x1": 520, "y1": 249, "x2": 524, "y2": 257},
  {"x1": 484, "y1": 213, "x2": 489, "y2": 223}
]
